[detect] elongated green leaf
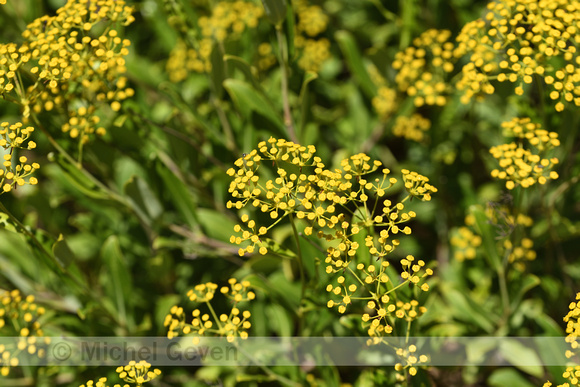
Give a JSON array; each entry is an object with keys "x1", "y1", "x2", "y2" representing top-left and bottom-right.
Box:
[
  {"x1": 488, "y1": 368, "x2": 536, "y2": 387},
  {"x1": 156, "y1": 160, "x2": 198, "y2": 228},
  {"x1": 210, "y1": 41, "x2": 226, "y2": 98},
  {"x1": 284, "y1": 0, "x2": 295, "y2": 58},
  {"x1": 469, "y1": 205, "x2": 502, "y2": 271},
  {"x1": 196, "y1": 208, "x2": 238, "y2": 242},
  {"x1": 123, "y1": 175, "x2": 163, "y2": 225},
  {"x1": 101, "y1": 236, "x2": 134, "y2": 330},
  {"x1": 445, "y1": 287, "x2": 497, "y2": 333},
  {"x1": 510, "y1": 274, "x2": 540, "y2": 312},
  {"x1": 261, "y1": 0, "x2": 287, "y2": 26},
  {"x1": 223, "y1": 78, "x2": 284, "y2": 130},
  {"x1": 536, "y1": 333, "x2": 568, "y2": 385},
  {"x1": 335, "y1": 30, "x2": 377, "y2": 98},
  {"x1": 0, "y1": 212, "x2": 16, "y2": 232},
  {"x1": 47, "y1": 153, "x2": 109, "y2": 200},
  {"x1": 52, "y1": 234, "x2": 76, "y2": 268},
  {"x1": 224, "y1": 55, "x2": 261, "y2": 90},
  {"x1": 499, "y1": 339, "x2": 544, "y2": 378},
  {"x1": 266, "y1": 304, "x2": 293, "y2": 336},
  {"x1": 299, "y1": 70, "x2": 318, "y2": 136}
]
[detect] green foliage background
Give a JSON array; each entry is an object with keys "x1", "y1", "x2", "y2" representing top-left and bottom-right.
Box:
[{"x1": 0, "y1": 0, "x2": 579, "y2": 386}]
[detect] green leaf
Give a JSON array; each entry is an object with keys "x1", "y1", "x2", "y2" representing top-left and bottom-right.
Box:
[
  {"x1": 261, "y1": 0, "x2": 287, "y2": 26},
  {"x1": 499, "y1": 339, "x2": 544, "y2": 378},
  {"x1": 52, "y1": 234, "x2": 76, "y2": 268},
  {"x1": 223, "y1": 78, "x2": 285, "y2": 131},
  {"x1": 224, "y1": 55, "x2": 261, "y2": 90},
  {"x1": 195, "y1": 208, "x2": 238, "y2": 242},
  {"x1": 335, "y1": 30, "x2": 377, "y2": 98},
  {"x1": 298, "y1": 71, "x2": 318, "y2": 105},
  {"x1": 535, "y1": 335, "x2": 568, "y2": 385},
  {"x1": 249, "y1": 300, "x2": 268, "y2": 336},
  {"x1": 0, "y1": 212, "x2": 16, "y2": 232},
  {"x1": 488, "y1": 368, "x2": 536, "y2": 387},
  {"x1": 469, "y1": 205, "x2": 502, "y2": 271},
  {"x1": 298, "y1": 71, "x2": 318, "y2": 137},
  {"x1": 123, "y1": 175, "x2": 163, "y2": 225},
  {"x1": 266, "y1": 304, "x2": 293, "y2": 336},
  {"x1": 284, "y1": 0, "x2": 295, "y2": 58},
  {"x1": 47, "y1": 152, "x2": 109, "y2": 200},
  {"x1": 100, "y1": 235, "x2": 134, "y2": 330},
  {"x1": 0, "y1": 243, "x2": 35, "y2": 294},
  {"x1": 156, "y1": 160, "x2": 198, "y2": 229},
  {"x1": 155, "y1": 294, "x2": 181, "y2": 329},
  {"x1": 113, "y1": 114, "x2": 128, "y2": 127},
  {"x1": 510, "y1": 274, "x2": 540, "y2": 312},
  {"x1": 465, "y1": 337, "x2": 499, "y2": 364},
  {"x1": 444, "y1": 287, "x2": 497, "y2": 333},
  {"x1": 210, "y1": 41, "x2": 226, "y2": 98}
]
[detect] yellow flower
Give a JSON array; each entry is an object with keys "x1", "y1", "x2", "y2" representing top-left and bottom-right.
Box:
[
  {"x1": 490, "y1": 118, "x2": 559, "y2": 190},
  {"x1": 392, "y1": 114, "x2": 431, "y2": 142},
  {"x1": 393, "y1": 29, "x2": 454, "y2": 106}
]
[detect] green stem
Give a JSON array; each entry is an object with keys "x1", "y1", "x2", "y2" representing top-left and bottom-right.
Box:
[
  {"x1": 0, "y1": 202, "x2": 96, "y2": 301},
  {"x1": 211, "y1": 96, "x2": 238, "y2": 153},
  {"x1": 497, "y1": 266, "x2": 510, "y2": 320},
  {"x1": 347, "y1": 266, "x2": 366, "y2": 287},
  {"x1": 205, "y1": 300, "x2": 223, "y2": 331},
  {"x1": 232, "y1": 341, "x2": 302, "y2": 387},
  {"x1": 368, "y1": 0, "x2": 397, "y2": 22},
  {"x1": 0, "y1": 201, "x2": 61, "y2": 272},
  {"x1": 288, "y1": 213, "x2": 306, "y2": 334},
  {"x1": 31, "y1": 115, "x2": 128, "y2": 205},
  {"x1": 276, "y1": 26, "x2": 298, "y2": 143}
]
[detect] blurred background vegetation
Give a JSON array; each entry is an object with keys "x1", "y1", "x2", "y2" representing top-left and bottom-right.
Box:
[{"x1": 0, "y1": 0, "x2": 579, "y2": 385}]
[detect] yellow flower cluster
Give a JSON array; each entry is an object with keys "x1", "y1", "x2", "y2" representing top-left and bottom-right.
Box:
[
  {"x1": 166, "y1": 40, "x2": 211, "y2": 82},
  {"x1": 454, "y1": 19, "x2": 499, "y2": 103},
  {"x1": 117, "y1": 361, "x2": 161, "y2": 385},
  {"x1": 455, "y1": 0, "x2": 580, "y2": 110},
  {"x1": 564, "y1": 292, "x2": 580, "y2": 359},
  {"x1": 392, "y1": 114, "x2": 431, "y2": 142},
  {"x1": 0, "y1": 0, "x2": 134, "y2": 150},
  {"x1": 227, "y1": 138, "x2": 437, "y2": 260},
  {"x1": 544, "y1": 366, "x2": 580, "y2": 387},
  {"x1": 450, "y1": 226, "x2": 482, "y2": 261},
  {"x1": 372, "y1": 87, "x2": 397, "y2": 121},
  {"x1": 0, "y1": 289, "x2": 50, "y2": 377},
  {"x1": 23, "y1": 0, "x2": 133, "y2": 137},
  {"x1": 296, "y1": 38, "x2": 331, "y2": 73},
  {"x1": 227, "y1": 138, "x2": 435, "y2": 369},
  {"x1": 402, "y1": 169, "x2": 437, "y2": 201},
  {"x1": 544, "y1": 292, "x2": 580, "y2": 386},
  {"x1": 79, "y1": 361, "x2": 161, "y2": 387},
  {"x1": 360, "y1": 272, "x2": 433, "y2": 345},
  {"x1": 0, "y1": 122, "x2": 40, "y2": 194},
  {"x1": 393, "y1": 29, "x2": 454, "y2": 107},
  {"x1": 199, "y1": 1, "x2": 262, "y2": 41},
  {"x1": 62, "y1": 106, "x2": 106, "y2": 140},
  {"x1": 165, "y1": 279, "x2": 254, "y2": 343},
  {"x1": 394, "y1": 344, "x2": 429, "y2": 379},
  {"x1": 294, "y1": 0, "x2": 331, "y2": 72},
  {"x1": 490, "y1": 118, "x2": 560, "y2": 190},
  {"x1": 166, "y1": 1, "x2": 263, "y2": 81},
  {"x1": 256, "y1": 42, "x2": 277, "y2": 71},
  {"x1": 503, "y1": 238, "x2": 536, "y2": 270}
]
